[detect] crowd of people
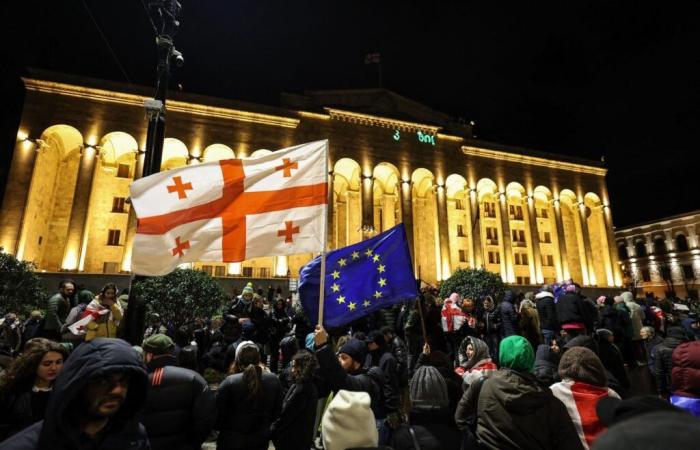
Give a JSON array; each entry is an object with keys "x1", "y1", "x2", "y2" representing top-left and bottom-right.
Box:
[{"x1": 1, "y1": 277, "x2": 700, "y2": 450}]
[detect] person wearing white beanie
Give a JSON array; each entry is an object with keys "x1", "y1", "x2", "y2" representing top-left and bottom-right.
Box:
[{"x1": 322, "y1": 390, "x2": 378, "y2": 450}]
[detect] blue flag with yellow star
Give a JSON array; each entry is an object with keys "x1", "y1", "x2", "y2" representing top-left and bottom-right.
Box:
[{"x1": 299, "y1": 224, "x2": 418, "y2": 328}]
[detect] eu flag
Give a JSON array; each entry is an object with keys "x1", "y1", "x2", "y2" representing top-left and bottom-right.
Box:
[{"x1": 299, "y1": 224, "x2": 418, "y2": 328}]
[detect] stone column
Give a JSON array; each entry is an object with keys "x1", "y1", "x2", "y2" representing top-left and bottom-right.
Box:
[
  {"x1": 626, "y1": 237, "x2": 636, "y2": 257},
  {"x1": 0, "y1": 140, "x2": 39, "y2": 254},
  {"x1": 61, "y1": 146, "x2": 99, "y2": 270},
  {"x1": 436, "y1": 186, "x2": 451, "y2": 280},
  {"x1": 644, "y1": 233, "x2": 654, "y2": 255},
  {"x1": 498, "y1": 194, "x2": 514, "y2": 282},
  {"x1": 602, "y1": 205, "x2": 620, "y2": 286},
  {"x1": 526, "y1": 197, "x2": 543, "y2": 284},
  {"x1": 686, "y1": 225, "x2": 699, "y2": 249},
  {"x1": 121, "y1": 153, "x2": 144, "y2": 272},
  {"x1": 578, "y1": 204, "x2": 594, "y2": 285},
  {"x1": 382, "y1": 194, "x2": 397, "y2": 230},
  {"x1": 553, "y1": 200, "x2": 569, "y2": 281},
  {"x1": 361, "y1": 176, "x2": 374, "y2": 240},
  {"x1": 665, "y1": 230, "x2": 675, "y2": 252},
  {"x1": 469, "y1": 191, "x2": 483, "y2": 268},
  {"x1": 400, "y1": 181, "x2": 415, "y2": 269}
]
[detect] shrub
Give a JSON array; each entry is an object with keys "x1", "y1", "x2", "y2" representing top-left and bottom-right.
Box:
[
  {"x1": 439, "y1": 268, "x2": 505, "y2": 302},
  {"x1": 0, "y1": 251, "x2": 47, "y2": 316}
]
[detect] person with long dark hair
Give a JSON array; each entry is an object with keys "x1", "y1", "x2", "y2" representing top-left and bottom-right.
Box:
[
  {"x1": 0, "y1": 338, "x2": 67, "y2": 441},
  {"x1": 271, "y1": 351, "x2": 319, "y2": 450},
  {"x1": 216, "y1": 341, "x2": 282, "y2": 450}
]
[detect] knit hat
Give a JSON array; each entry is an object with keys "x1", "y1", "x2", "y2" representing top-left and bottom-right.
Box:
[
  {"x1": 338, "y1": 338, "x2": 367, "y2": 365},
  {"x1": 596, "y1": 328, "x2": 614, "y2": 341},
  {"x1": 322, "y1": 390, "x2": 378, "y2": 450},
  {"x1": 558, "y1": 346, "x2": 607, "y2": 387},
  {"x1": 409, "y1": 366, "x2": 449, "y2": 411},
  {"x1": 77, "y1": 289, "x2": 95, "y2": 305},
  {"x1": 620, "y1": 291, "x2": 634, "y2": 303},
  {"x1": 242, "y1": 282, "x2": 254, "y2": 295},
  {"x1": 142, "y1": 334, "x2": 175, "y2": 355},
  {"x1": 305, "y1": 332, "x2": 315, "y2": 352},
  {"x1": 563, "y1": 335, "x2": 599, "y2": 354},
  {"x1": 235, "y1": 340, "x2": 257, "y2": 360},
  {"x1": 499, "y1": 335, "x2": 534, "y2": 373}
]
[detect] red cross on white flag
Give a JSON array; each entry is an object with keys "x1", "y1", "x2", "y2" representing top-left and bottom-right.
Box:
[{"x1": 129, "y1": 140, "x2": 328, "y2": 276}]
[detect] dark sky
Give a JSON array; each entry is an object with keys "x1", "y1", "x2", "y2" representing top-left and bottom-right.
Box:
[{"x1": 3, "y1": 0, "x2": 699, "y2": 228}]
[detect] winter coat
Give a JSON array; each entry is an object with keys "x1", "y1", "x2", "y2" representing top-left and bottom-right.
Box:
[
  {"x1": 535, "y1": 292, "x2": 559, "y2": 332},
  {"x1": 315, "y1": 344, "x2": 393, "y2": 419},
  {"x1": 84, "y1": 299, "x2": 123, "y2": 341},
  {"x1": 142, "y1": 355, "x2": 216, "y2": 450},
  {"x1": 519, "y1": 302, "x2": 542, "y2": 349},
  {"x1": 555, "y1": 292, "x2": 594, "y2": 331},
  {"x1": 460, "y1": 369, "x2": 584, "y2": 450},
  {"x1": 654, "y1": 333, "x2": 689, "y2": 396},
  {"x1": 270, "y1": 381, "x2": 318, "y2": 450},
  {"x1": 598, "y1": 305, "x2": 629, "y2": 342},
  {"x1": 365, "y1": 346, "x2": 400, "y2": 415},
  {"x1": 481, "y1": 304, "x2": 501, "y2": 337},
  {"x1": 670, "y1": 341, "x2": 700, "y2": 417},
  {"x1": 0, "y1": 390, "x2": 50, "y2": 442},
  {"x1": 277, "y1": 336, "x2": 299, "y2": 395},
  {"x1": 594, "y1": 339, "x2": 630, "y2": 393},
  {"x1": 624, "y1": 300, "x2": 644, "y2": 341},
  {"x1": 215, "y1": 370, "x2": 283, "y2": 450},
  {"x1": 391, "y1": 410, "x2": 461, "y2": 450},
  {"x1": 499, "y1": 293, "x2": 520, "y2": 338},
  {"x1": 455, "y1": 336, "x2": 497, "y2": 386},
  {"x1": 533, "y1": 345, "x2": 560, "y2": 387},
  {"x1": 0, "y1": 338, "x2": 149, "y2": 450},
  {"x1": 43, "y1": 293, "x2": 70, "y2": 332},
  {"x1": 644, "y1": 334, "x2": 664, "y2": 374}
]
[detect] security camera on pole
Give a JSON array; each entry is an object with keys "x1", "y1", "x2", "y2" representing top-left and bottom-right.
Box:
[{"x1": 124, "y1": 0, "x2": 183, "y2": 345}]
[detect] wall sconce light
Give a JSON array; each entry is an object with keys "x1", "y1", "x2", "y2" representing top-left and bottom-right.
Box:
[{"x1": 17, "y1": 130, "x2": 29, "y2": 142}]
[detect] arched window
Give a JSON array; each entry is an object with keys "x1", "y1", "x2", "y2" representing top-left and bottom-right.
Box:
[
  {"x1": 676, "y1": 234, "x2": 689, "y2": 252},
  {"x1": 653, "y1": 237, "x2": 667, "y2": 255},
  {"x1": 618, "y1": 244, "x2": 629, "y2": 260},
  {"x1": 634, "y1": 241, "x2": 647, "y2": 257}
]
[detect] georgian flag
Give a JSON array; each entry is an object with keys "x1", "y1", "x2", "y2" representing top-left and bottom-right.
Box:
[{"x1": 129, "y1": 140, "x2": 328, "y2": 276}]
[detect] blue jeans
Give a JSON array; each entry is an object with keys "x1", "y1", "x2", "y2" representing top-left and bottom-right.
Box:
[
  {"x1": 542, "y1": 329, "x2": 557, "y2": 345},
  {"x1": 376, "y1": 419, "x2": 392, "y2": 446}
]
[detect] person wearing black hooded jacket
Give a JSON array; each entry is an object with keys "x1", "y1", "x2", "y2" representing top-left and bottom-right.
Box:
[
  {"x1": 277, "y1": 336, "x2": 299, "y2": 395},
  {"x1": 141, "y1": 334, "x2": 215, "y2": 450},
  {"x1": 499, "y1": 290, "x2": 520, "y2": 338},
  {"x1": 654, "y1": 326, "x2": 690, "y2": 398},
  {"x1": 0, "y1": 338, "x2": 149, "y2": 450},
  {"x1": 556, "y1": 287, "x2": 595, "y2": 335}
]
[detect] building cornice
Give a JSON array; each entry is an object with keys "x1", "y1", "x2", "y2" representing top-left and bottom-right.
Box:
[
  {"x1": 324, "y1": 108, "x2": 441, "y2": 133},
  {"x1": 22, "y1": 78, "x2": 300, "y2": 129},
  {"x1": 461, "y1": 146, "x2": 608, "y2": 176}
]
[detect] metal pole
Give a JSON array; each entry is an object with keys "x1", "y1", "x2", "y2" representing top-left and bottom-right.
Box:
[{"x1": 124, "y1": 0, "x2": 182, "y2": 345}]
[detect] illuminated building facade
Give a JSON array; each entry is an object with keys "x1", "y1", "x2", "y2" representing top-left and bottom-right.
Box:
[
  {"x1": 0, "y1": 70, "x2": 622, "y2": 287},
  {"x1": 615, "y1": 210, "x2": 700, "y2": 298}
]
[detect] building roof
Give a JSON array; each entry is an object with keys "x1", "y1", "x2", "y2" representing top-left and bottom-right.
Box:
[
  {"x1": 614, "y1": 209, "x2": 700, "y2": 233},
  {"x1": 23, "y1": 68, "x2": 605, "y2": 170}
]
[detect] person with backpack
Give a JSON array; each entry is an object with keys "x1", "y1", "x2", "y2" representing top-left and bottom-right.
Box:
[{"x1": 60, "y1": 289, "x2": 93, "y2": 345}]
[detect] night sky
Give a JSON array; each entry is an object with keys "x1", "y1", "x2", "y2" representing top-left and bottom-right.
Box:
[{"x1": 2, "y1": 1, "x2": 698, "y2": 228}]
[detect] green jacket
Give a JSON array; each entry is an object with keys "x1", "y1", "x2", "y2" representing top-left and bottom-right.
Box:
[{"x1": 44, "y1": 293, "x2": 70, "y2": 332}]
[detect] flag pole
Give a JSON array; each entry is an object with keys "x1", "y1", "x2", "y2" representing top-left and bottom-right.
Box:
[{"x1": 317, "y1": 143, "x2": 330, "y2": 326}]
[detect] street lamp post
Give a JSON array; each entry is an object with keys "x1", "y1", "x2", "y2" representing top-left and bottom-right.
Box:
[{"x1": 124, "y1": 0, "x2": 183, "y2": 345}]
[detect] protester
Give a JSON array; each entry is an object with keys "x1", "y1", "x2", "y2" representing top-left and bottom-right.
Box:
[
  {"x1": 454, "y1": 336, "x2": 497, "y2": 387},
  {"x1": 415, "y1": 343, "x2": 462, "y2": 414},
  {"x1": 480, "y1": 295, "x2": 501, "y2": 364},
  {"x1": 321, "y1": 390, "x2": 378, "y2": 450},
  {"x1": 670, "y1": 340, "x2": 700, "y2": 417},
  {"x1": 456, "y1": 335, "x2": 584, "y2": 450},
  {"x1": 549, "y1": 347, "x2": 620, "y2": 449},
  {"x1": 0, "y1": 339, "x2": 67, "y2": 441},
  {"x1": 365, "y1": 330, "x2": 401, "y2": 428},
  {"x1": 519, "y1": 296, "x2": 542, "y2": 350},
  {"x1": 654, "y1": 326, "x2": 690, "y2": 398},
  {"x1": 20, "y1": 312, "x2": 43, "y2": 351},
  {"x1": 271, "y1": 351, "x2": 319, "y2": 450},
  {"x1": 314, "y1": 325, "x2": 399, "y2": 444},
  {"x1": 141, "y1": 334, "x2": 215, "y2": 450},
  {"x1": 0, "y1": 338, "x2": 149, "y2": 450},
  {"x1": 381, "y1": 326, "x2": 408, "y2": 388},
  {"x1": 556, "y1": 283, "x2": 594, "y2": 337},
  {"x1": 565, "y1": 334, "x2": 628, "y2": 396},
  {"x1": 42, "y1": 280, "x2": 75, "y2": 341},
  {"x1": 533, "y1": 341, "x2": 561, "y2": 387},
  {"x1": 0, "y1": 315, "x2": 21, "y2": 357},
  {"x1": 535, "y1": 286, "x2": 559, "y2": 344},
  {"x1": 621, "y1": 292, "x2": 645, "y2": 364},
  {"x1": 61, "y1": 289, "x2": 92, "y2": 345},
  {"x1": 499, "y1": 290, "x2": 520, "y2": 338},
  {"x1": 82, "y1": 283, "x2": 123, "y2": 341},
  {"x1": 277, "y1": 336, "x2": 299, "y2": 395},
  {"x1": 640, "y1": 326, "x2": 663, "y2": 375},
  {"x1": 391, "y1": 366, "x2": 461, "y2": 450},
  {"x1": 269, "y1": 298, "x2": 292, "y2": 373}
]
